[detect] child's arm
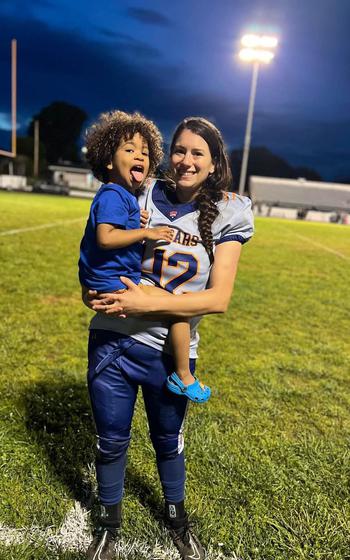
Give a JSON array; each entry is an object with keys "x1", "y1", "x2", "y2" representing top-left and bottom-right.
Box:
[{"x1": 96, "y1": 223, "x2": 173, "y2": 250}]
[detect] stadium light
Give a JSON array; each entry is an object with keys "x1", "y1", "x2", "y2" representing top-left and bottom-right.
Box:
[
  {"x1": 239, "y1": 48, "x2": 275, "y2": 64},
  {"x1": 241, "y1": 34, "x2": 278, "y2": 49},
  {"x1": 0, "y1": 39, "x2": 17, "y2": 158},
  {"x1": 238, "y1": 34, "x2": 278, "y2": 195}
]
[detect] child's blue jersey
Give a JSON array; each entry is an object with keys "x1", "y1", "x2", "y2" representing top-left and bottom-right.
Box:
[{"x1": 79, "y1": 183, "x2": 143, "y2": 291}]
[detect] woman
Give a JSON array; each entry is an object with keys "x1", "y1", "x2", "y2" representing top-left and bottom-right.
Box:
[{"x1": 84, "y1": 117, "x2": 254, "y2": 560}]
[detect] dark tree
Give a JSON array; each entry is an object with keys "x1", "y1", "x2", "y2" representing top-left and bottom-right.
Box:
[
  {"x1": 28, "y1": 101, "x2": 87, "y2": 164},
  {"x1": 230, "y1": 147, "x2": 322, "y2": 193},
  {"x1": 293, "y1": 167, "x2": 322, "y2": 181},
  {"x1": 17, "y1": 135, "x2": 47, "y2": 176},
  {"x1": 334, "y1": 176, "x2": 350, "y2": 184}
]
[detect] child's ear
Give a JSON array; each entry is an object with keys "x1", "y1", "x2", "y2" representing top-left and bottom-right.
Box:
[{"x1": 106, "y1": 162, "x2": 113, "y2": 170}]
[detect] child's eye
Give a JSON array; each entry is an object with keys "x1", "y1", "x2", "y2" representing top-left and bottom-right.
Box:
[
  {"x1": 125, "y1": 149, "x2": 134, "y2": 153},
  {"x1": 143, "y1": 152, "x2": 149, "y2": 157}
]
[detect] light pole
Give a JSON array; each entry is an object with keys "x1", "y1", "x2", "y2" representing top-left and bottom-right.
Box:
[
  {"x1": 33, "y1": 120, "x2": 40, "y2": 177},
  {"x1": 238, "y1": 34, "x2": 278, "y2": 195},
  {"x1": 0, "y1": 39, "x2": 17, "y2": 158}
]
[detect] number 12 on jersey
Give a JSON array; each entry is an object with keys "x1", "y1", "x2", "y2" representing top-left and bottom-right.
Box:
[{"x1": 142, "y1": 248, "x2": 199, "y2": 293}]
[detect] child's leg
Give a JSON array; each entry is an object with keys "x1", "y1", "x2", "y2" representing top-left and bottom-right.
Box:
[
  {"x1": 139, "y1": 285, "x2": 210, "y2": 402},
  {"x1": 169, "y1": 321, "x2": 195, "y2": 385},
  {"x1": 140, "y1": 285, "x2": 194, "y2": 385}
]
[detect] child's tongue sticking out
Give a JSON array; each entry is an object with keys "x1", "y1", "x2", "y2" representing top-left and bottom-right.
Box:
[{"x1": 131, "y1": 167, "x2": 144, "y2": 183}]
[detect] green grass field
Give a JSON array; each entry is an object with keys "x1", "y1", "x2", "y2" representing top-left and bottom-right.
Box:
[{"x1": 0, "y1": 191, "x2": 350, "y2": 560}]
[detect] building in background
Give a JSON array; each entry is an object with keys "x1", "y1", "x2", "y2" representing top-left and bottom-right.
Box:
[{"x1": 250, "y1": 176, "x2": 350, "y2": 224}]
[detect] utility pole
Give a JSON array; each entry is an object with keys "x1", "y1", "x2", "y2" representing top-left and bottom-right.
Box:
[
  {"x1": 0, "y1": 39, "x2": 17, "y2": 158},
  {"x1": 33, "y1": 120, "x2": 40, "y2": 177}
]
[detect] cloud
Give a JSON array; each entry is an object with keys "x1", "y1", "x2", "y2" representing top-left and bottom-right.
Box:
[
  {"x1": 0, "y1": 112, "x2": 21, "y2": 131},
  {"x1": 126, "y1": 7, "x2": 172, "y2": 26},
  {"x1": 95, "y1": 29, "x2": 162, "y2": 60}
]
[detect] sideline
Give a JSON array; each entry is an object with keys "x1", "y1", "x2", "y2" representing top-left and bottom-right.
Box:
[{"x1": 0, "y1": 218, "x2": 85, "y2": 237}]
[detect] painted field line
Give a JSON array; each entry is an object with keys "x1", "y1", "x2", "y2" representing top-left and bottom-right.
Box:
[
  {"x1": 291, "y1": 231, "x2": 350, "y2": 262},
  {"x1": 0, "y1": 218, "x2": 85, "y2": 236},
  {"x1": 0, "y1": 501, "x2": 240, "y2": 559}
]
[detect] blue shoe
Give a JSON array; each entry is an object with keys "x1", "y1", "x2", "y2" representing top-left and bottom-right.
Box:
[{"x1": 166, "y1": 372, "x2": 211, "y2": 403}]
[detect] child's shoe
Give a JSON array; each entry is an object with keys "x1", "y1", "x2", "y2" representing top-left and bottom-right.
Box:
[{"x1": 166, "y1": 372, "x2": 211, "y2": 403}]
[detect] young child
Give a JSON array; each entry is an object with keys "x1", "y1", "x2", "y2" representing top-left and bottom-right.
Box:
[{"x1": 79, "y1": 110, "x2": 210, "y2": 403}]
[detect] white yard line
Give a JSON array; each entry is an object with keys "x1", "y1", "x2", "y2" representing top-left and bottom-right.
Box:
[
  {"x1": 0, "y1": 502, "x2": 240, "y2": 559},
  {"x1": 0, "y1": 218, "x2": 85, "y2": 237},
  {"x1": 291, "y1": 232, "x2": 350, "y2": 262}
]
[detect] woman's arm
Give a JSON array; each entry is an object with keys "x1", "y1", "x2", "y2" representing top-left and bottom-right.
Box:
[{"x1": 90, "y1": 241, "x2": 242, "y2": 318}]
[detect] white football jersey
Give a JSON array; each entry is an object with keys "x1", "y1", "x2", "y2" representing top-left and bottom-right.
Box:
[{"x1": 90, "y1": 180, "x2": 254, "y2": 357}]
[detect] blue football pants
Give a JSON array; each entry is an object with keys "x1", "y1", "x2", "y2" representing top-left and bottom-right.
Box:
[{"x1": 87, "y1": 329, "x2": 195, "y2": 506}]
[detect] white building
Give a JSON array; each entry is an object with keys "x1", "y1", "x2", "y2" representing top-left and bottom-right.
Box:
[
  {"x1": 249, "y1": 176, "x2": 350, "y2": 223},
  {"x1": 48, "y1": 165, "x2": 100, "y2": 191}
]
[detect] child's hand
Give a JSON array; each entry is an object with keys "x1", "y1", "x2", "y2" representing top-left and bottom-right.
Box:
[
  {"x1": 140, "y1": 209, "x2": 149, "y2": 228},
  {"x1": 146, "y1": 226, "x2": 173, "y2": 242}
]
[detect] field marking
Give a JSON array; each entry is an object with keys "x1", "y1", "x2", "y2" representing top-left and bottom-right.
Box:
[
  {"x1": 287, "y1": 231, "x2": 350, "y2": 262},
  {"x1": 0, "y1": 218, "x2": 85, "y2": 236},
  {"x1": 0, "y1": 502, "x2": 240, "y2": 559}
]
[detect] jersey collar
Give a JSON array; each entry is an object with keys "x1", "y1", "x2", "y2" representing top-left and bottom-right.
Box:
[{"x1": 152, "y1": 181, "x2": 198, "y2": 221}]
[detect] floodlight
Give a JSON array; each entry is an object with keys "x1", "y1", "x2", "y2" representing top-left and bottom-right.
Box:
[
  {"x1": 260, "y1": 35, "x2": 278, "y2": 49},
  {"x1": 239, "y1": 48, "x2": 275, "y2": 64},
  {"x1": 241, "y1": 34, "x2": 278, "y2": 50}
]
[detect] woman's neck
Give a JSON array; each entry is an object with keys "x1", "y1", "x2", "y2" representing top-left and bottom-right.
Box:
[{"x1": 174, "y1": 186, "x2": 199, "y2": 203}]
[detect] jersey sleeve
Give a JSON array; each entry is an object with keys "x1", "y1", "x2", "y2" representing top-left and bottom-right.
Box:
[
  {"x1": 216, "y1": 196, "x2": 254, "y2": 245},
  {"x1": 94, "y1": 189, "x2": 129, "y2": 228}
]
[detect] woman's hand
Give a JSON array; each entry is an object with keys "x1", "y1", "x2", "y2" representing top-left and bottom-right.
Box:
[
  {"x1": 82, "y1": 286, "x2": 125, "y2": 316},
  {"x1": 82, "y1": 286, "x2": 98, "y2": 310},
  {"x1": 92, "y1": 277, "x2": 155, "y2": 318}
]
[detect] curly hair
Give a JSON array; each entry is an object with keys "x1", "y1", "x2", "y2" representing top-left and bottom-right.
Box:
[
  {"x1": 168, "y1": 117, "x2": 232, "y2": 263},
  {"x1": 85, "y1": 110, "x2": 163, "y2": 183}
]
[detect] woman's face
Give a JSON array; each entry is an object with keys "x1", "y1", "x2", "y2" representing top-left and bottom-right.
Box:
[{"x1": 170, "y1": 129, "x2": 215, "y2": 197}]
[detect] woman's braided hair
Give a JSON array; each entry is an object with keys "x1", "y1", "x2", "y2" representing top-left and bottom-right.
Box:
[
  {"x1": 168, "y1": 117, "x2": 232, "y2": 263},
  {"x1": 85, "y1": 110, "x2": 163, "y2": 183}
]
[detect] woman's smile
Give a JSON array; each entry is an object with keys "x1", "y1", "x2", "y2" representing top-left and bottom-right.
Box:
[{"x1": 171, "y1": 129, "x2": 215, "y2": 194}]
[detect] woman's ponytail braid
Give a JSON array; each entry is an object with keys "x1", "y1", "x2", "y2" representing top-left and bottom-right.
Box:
[
  {"x1": 168, "y1": 117, "x2": 233, "y2": 264},
  {"x1": 196, "y1": 175, "x2": 222, "y2": 263}
]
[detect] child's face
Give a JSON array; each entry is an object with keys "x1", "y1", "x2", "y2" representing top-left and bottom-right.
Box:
[{"x1": 107, "y1": 133, "x2": 150, "y2": 189}]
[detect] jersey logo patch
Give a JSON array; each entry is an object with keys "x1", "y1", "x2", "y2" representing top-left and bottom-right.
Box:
[{"x1": 169, "y1": 210, "x2": 178, "y2": 218}]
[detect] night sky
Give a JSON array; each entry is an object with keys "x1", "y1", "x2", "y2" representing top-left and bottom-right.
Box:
[{"x1": 0, "y1": 0, "x2": 349, "y2": 180}]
